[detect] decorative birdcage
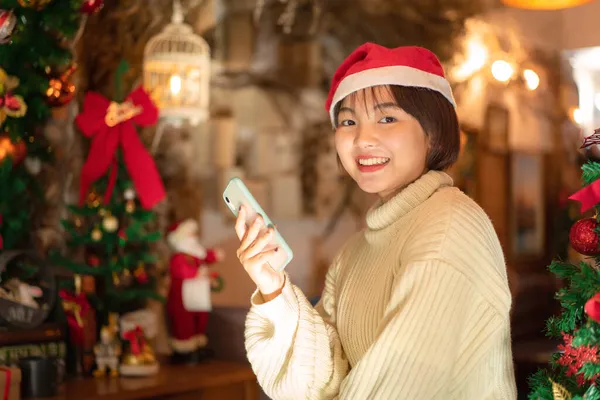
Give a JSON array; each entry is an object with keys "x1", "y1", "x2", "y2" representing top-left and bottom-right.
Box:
[{"x1": 143, "y1": 0, "x2": 210, "y2": 126}]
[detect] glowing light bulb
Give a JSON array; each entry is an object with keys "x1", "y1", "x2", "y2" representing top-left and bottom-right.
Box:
[
  {"x1": 572, "y1": 107, "x2": 582, "y2": 124},
  {"x1": 523, "y1": 69, "x2": 539, "y2": 91},
  {"x1": 170, "y1": 75, "x2": 182, "y2": 95},
  {"x1": 453, "y1": 37, "x2": 488, "y2": 81},
  {"x1": 491, "y1": 60, "x2": 514, "y2": 82}
]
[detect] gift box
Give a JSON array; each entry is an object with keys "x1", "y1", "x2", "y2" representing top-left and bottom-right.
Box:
[{"x1": 0, "y1": 366, "x2": 21, "y2": 400}]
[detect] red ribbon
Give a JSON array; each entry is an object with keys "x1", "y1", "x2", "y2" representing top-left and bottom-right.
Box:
[
  {"x1": 75, "y1": 86, "x2": 165, "y2": 210},
  {"x1": 569, "y1": 180, "x2": 600, "y2": 213},
  {"x1": 59, "y1": 289, "x2": 91, "y2": 346},
  {"x1": 0, "y1": 367, "x2": 12, "y2": 400},
  {"x1": 123, "y1": 325, "x2": 146, "y2": 355}
]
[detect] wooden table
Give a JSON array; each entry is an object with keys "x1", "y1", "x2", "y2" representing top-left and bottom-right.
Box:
[{"x1": 29, "y1": 360, "x2": 259, "y2": 400}]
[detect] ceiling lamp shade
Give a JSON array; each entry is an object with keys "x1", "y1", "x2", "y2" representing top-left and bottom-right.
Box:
[
  {"x1": 143, "y1": 0, "x2": 210, "y2": 126},
  {"x1": 501, "y1": 0, "x2": 594, "y2": 9}
]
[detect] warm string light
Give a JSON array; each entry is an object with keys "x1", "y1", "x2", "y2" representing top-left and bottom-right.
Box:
[{"x1": 453, "y1": 22, "x2": 541, "y2": 91}]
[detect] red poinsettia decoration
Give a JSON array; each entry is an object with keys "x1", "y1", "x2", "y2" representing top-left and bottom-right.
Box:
[{"x1": 557, "y1": 333, "x2": 600, "y2": 386}]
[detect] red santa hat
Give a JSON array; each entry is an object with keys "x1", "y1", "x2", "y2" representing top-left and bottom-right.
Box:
[{"x1": 325, "y1": 43, "x2": 455, "y2": 126}]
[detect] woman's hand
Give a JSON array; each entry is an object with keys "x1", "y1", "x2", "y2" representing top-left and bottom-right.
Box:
[{"x1": 235, "y1": 205, "x2": 285, "y2": 300}]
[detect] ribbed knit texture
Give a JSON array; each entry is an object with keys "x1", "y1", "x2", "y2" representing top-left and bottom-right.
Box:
[{"x1": 245, "y1": 170, "x2": 517, "y2": 400}]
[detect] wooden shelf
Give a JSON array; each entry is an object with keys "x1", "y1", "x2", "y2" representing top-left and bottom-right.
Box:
[{"x1": 27, "y1": 360, "x2": 259, "y2": 400}]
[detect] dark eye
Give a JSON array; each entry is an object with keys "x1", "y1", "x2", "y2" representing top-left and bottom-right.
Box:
[
  {"x1": 379, "y1": 116, "x2": 396, "y2": 124},
  {"x1": 339, "y1": 119, "x2": 356, "y2": 127}
]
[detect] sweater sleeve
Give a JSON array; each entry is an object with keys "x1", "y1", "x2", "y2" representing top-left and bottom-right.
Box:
[
  {"x1": 244, "y1": 262, "x2": 349, "y2": 400},
  {"x1": 337, "y1": 259, "x2": 506, "y2": 400}
]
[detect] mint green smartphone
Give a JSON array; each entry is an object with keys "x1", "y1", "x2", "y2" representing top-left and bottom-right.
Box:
[{"x1": 223, "y1": 177, "x2": 294, "y2": 272}]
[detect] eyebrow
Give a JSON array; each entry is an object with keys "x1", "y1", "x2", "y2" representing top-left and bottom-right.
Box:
[{"x1": 338, "y1": 102, "x2": 400, "y2": 114}]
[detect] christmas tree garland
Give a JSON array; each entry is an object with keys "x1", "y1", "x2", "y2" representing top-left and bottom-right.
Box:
[{"x1": 0, "y1": 0, "x2": 102, "y2": 253}]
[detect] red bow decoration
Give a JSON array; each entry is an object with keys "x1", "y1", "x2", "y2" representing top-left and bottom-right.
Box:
[
  {"x1": 123, "y1": 325, "x2": 146, "y2": 355},
  {"x1": 569, "y1": 181, "x2": 600, "y2": 213},
  {"x1": 59, "y1": 289, "x2": 91, "y2": 346},
  {"x1": 75, "y1": 86, "x2": 165, "y2": 209},
  {"x1": 570, "y1": 127, "x2": 600, "y2": 212}
]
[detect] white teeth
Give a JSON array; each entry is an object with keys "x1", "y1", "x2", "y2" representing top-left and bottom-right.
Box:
[{"x1": 358, "y1": 157, "x2": 390, "y2": 166}]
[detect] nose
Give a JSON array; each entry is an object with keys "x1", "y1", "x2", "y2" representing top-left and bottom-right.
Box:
[{"x1": 353, "y1": 124, "x2": 377, "y2": 148}]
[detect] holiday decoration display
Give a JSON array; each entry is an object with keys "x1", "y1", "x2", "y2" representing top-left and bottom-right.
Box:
[
  {"x1": 0, "y1": 10, "x2": 16, "y2": 44},
  {"x1": 0, "y1": 0, "x2": 84, "y2": 254},
  {"x1": 569, "y1": 218, "x2": 600, "y2": 256},
  {"x1": 45, "y1": 64, "x2": 76, "y2": 107},
  {"x1": 17, "y1": 0, "x2": 54, "y2": 10},
  {"x1": 119, "y1": 325, "x2": 159, "y2": 376},
  {"x1": 529, "y1": 127, "x2": 600, "y2": 399},
  {"x1": 0, "y1": 250, "x2": 57, "y2": 330},
  {"x1": 0, "y1": 134, "x2": 27, "y2": 165},
  {"x1": 75, "y1": 84, "x2": 165, "y2": 210},
  {"x1": 80, "y1": 0, "x2": 103, "y2": 15},
  {"x1": 143, "y1": 0, "x2": 211, "y2": 126},
  {"x1": 93, "y1": 318, "x2": 121, "y2": 377},
  {"x1": 0, "y1": 366, "x2": 21, "y2": 400},
  {"x1": 51, "y1": 61, "x2": 164, "y2": 325},
  {"x1": 166, "y1": 219, "x2": 224, "y2": 364},
  {"x1": 0, "y1": 68, "x2": 27, "y2": 126}
]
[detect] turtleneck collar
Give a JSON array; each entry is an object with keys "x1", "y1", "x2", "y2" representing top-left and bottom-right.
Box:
[{"x1": 366, "y1": 170, "x2": 454, "y2": 231}]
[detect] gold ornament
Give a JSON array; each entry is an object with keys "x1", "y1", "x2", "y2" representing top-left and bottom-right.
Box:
[
  {"x1": 98, "y1": 208, "x2": 106, "y2": 216},
  {"x1": 73, "y1": 217, "x2": 82, "y2": 227},
  {"x1": 91, "y1": 228, "x2": 102, "y2": 241},
  {"x1": 102, "y1": 215, "x2": 119, "y2": 232},
  {"x1": 125, "y1": 200, "x2": 135, "y2": 213},
  {"x1": 112, "y1": 272, "x2": 120, "y2": 286},
  {"x1": 550, "y1": 379, "x2": 571, "y2": 400},
  {"x1": 17, "y1": 0, "x2": 53, "y2": 10}
]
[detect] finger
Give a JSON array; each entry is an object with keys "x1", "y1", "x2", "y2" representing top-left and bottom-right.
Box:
[
  {"x1": 234, "y1": 205, "x2": 247, "y2": 240},
  {"x1": 244, "y1": 247, "x2": 280, "y2": 273},
  {"x1": 240, "y1": 215, "x2": 265, "y2": 251},
  {"x1": 243, "y1": 228, "x2": 275, "y2": 260}
]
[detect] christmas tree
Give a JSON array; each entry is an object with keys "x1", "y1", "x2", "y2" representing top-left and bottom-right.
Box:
[
  {"x1": 529, "y1": 128, "x2": 600, "y2": 400},
  {"x1": 51, "y1": 61, "x2": 166, "y2": 318},
  {"x1": 0, "y1": 0, "x2": 96, "y2": 253}
]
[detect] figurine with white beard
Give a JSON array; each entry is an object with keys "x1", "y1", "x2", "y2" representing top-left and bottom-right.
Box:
[{"x1": 166, "y1": 219, "x2": 224, "y2": 364}]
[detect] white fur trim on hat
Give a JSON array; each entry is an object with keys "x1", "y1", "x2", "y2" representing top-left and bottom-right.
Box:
[
  {"x1": 328, "y1": 65, "x2": 455, "y2": 126},
  {"x1": 167, "y1": 219, "x2": 199, "y2": 249}
]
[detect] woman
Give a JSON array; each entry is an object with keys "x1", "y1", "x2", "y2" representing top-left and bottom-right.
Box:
[{"x1": 235, "y1": 43, "x2": 516, "y2": 399}]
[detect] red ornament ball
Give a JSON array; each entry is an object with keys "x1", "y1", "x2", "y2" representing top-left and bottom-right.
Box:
[
  {"x1": 585, "y1": 293, "x2": 600, "y2": 323},
  {"x1": 80, "y1": 0, "x2": 103, "y2": 14},
  {"x1": 570, "y1": 218, "x2": 600, "y2": 256}
]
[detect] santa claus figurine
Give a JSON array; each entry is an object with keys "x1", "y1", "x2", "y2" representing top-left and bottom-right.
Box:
[{"x1": 166, "y1": 219, "x2": 224, "y2": 364}]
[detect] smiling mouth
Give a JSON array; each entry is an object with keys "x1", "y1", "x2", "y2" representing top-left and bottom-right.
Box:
[{"x1": 356, "y1": 157, "x2": 390, "y2": 166}]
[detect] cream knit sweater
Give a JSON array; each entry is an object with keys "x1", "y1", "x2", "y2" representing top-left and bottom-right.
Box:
[{"x1": 245, "y1": 171, "x2": 517, "y2": 400}]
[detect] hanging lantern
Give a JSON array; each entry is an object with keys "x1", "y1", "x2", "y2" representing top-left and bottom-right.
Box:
[
  {"x1": 501, "y1": 0, "x2": 593, "y2": 9},
  {"x1": 143, "y1": 0, "x2": 210, "y2": 126}
]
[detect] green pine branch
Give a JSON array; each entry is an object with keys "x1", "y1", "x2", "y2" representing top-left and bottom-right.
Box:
[{"x1": 582, "y1": 161, "x2": 600, "y2": 186}]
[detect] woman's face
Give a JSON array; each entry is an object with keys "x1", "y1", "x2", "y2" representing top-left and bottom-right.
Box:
[{"x1": 334, "y1": 86, "x2": 429, "y2": 201}]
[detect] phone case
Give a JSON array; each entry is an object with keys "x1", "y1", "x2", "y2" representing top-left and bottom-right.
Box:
[{"x1": 223, "y1": 177, "x2": 294, "y2": 272}]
